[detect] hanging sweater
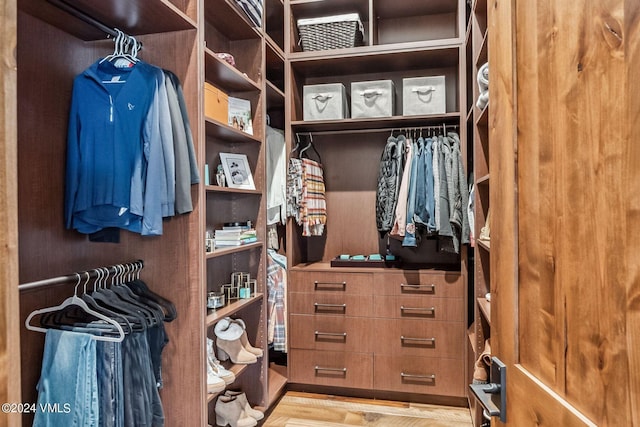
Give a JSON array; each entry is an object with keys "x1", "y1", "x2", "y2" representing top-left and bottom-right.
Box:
[{"x1": 65, "y1": 60, "x2": 158, "y2": 234}]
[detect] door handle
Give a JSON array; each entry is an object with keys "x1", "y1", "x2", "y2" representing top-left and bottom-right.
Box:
[{"x1": 469, "y1": 356, "x2": 507, "y2": 422}]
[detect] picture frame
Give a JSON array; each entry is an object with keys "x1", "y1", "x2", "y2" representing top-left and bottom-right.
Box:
[{"x1": 219, "y1": 153, "x2": 255, "y2": 190}]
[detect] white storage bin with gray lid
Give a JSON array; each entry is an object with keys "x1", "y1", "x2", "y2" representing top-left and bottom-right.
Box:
[
  {"x1": 303, "y1": 83, "x2": 349, "y2": 121},
  {"x1": 402, "y1": 76, "x2": 446, "y2": 116},
  {"x1": 351, "y1": 80, "x2": 395, "y2": 118}
]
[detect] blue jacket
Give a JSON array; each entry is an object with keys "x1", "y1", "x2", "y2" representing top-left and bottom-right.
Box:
[{"x1": 65, "y1": 59, "x2": 168, "y2": 235}]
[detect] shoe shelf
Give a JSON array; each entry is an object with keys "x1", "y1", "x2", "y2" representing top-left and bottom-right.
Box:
[
  {"x1": 206, "y1": 293, "x2": 265, "y2": 328},
  {"x1": 477, "y1": 297, "x2": 491, "y2": 326},
  {"x1": 206, "y1": 363, "x2": 254, "y2": 404},
  {"x1": 477, "y1": 239, "x2": 490, "y2": 252}
]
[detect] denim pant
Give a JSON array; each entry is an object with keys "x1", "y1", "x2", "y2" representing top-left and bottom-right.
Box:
[
  {"x1": 411, "y1": 136, "x2": 435, "y2": 234},
  {"x1": 122, "y1": 332, "x2": 164, "y2": 427},
  {"x1": 33, "y1": 329, "x2": 99, "y2": 427},
  {"x1": 402, "y1": 139, "x2": 421, "y2": 247},
  {"x1": 97, "y1": 341, "x2": 124, "y2": 427}
]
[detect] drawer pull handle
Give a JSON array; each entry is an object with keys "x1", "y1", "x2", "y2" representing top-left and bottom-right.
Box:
[
  {"x1": 314, "y1": 280, "x2": 347, "y2": 290},
  {"x1": 400, "y1": 283, "x2": 436, "y2": 292},
  {"x1": 400, "y1": 306, "x2": 436, "y2": 313},
  {"x1": 401, "y1": 372, "x2": 436, "y2": 380},
  {"x1": 314, "y1": 303, "x2": 347, "y2": 311},
  {"x1": 315, "y1": 366, "x2": 347, "y2": 373},
  {"x1": 401, "y1": 336, "x2": 436, "y2": 344},
  {"x1": 315, "y1": 331, "x2": 347, "y2": 338}
]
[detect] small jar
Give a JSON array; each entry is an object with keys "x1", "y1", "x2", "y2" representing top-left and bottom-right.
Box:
[{"x1": 207, "y1": 291, "x2": 225, "y2": 309}]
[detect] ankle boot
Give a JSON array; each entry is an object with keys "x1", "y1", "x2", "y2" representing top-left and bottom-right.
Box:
[
  {"x1": 230, "y1": 319, "x2": 263, "y2": 358},
  {"x1": 214, "y1": 318, "x2": 257, "y2": 364},
  {"x1": 208, "y1": 338, "x2": 236, "y2": 384},
  {"x1": 215, "y1": 395, "x2": 257, "y2": 427},
  {"x1": 216, "y1": 338, "x2": 257, "y2": 364},
  {"x1": 223, "y1": 391, "x2": 264, "y2": 420}
]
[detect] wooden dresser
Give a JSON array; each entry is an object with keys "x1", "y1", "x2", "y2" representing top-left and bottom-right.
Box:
[{"x1": 288, "y1": 265, "x2": 465, "y2": 398}]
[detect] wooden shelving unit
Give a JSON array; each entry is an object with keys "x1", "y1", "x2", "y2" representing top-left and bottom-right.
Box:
[
  {"x1": 468, "y1": 0, "x2": 491, "y2": 424},
  {"x1": 284, "y1": 0, "x2": 470, "y2": 406}
]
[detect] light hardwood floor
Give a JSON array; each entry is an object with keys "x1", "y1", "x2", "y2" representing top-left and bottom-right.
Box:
[{"x1": 262, "y1": 392, "x2": 473, "y2": 427}]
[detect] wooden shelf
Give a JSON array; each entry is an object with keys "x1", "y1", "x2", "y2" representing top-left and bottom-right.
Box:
[
  {"x1": 477, "y1": 239, "x2": 491, "y2": 252},
  {"x1": 206, "y1": 294, "x2": 265, "y2": 327},
  {"x1": 477, "y1": 297, "x2": 491, "y2": 325},
  {"x1": 205, "y1": 118, "x2": 262, "y2": 143},
  {"x1": 206, "y1": 241, "x2": 264, "y2": 259},
  {"x1": 205, "y1": 363, "x2": 252, "y2": 404},
  {"x1": 476, "y1": 174, "x2": 490, "y2": 185},
  {"x1": 291, "y1": 113, "x2": 461, "y2": 133},
  {"x1": 289, "y1": 44, "x2": 460, "y2": 76},
  {"x1": 266, "y1": 81, "x2": 285, "y2": 108},
  {"x1": 268, "y1": 365, "x2": 288, "y2": 404},
  {"x1": 205, "y1": 48, "x2": 261, "y2": 92},
  {"x1": 204, "y1": 0, "x2": 261, "y2": 40},
  {"x1": 205, "y1": 185, "x2": 262, "y2": 195},
  {"x1": 475, "y1": 30, "x2": 488, "y2": 67},
  {"x1": 475, "y1": 105, "x2": 489, "y2": 127},
  {"x1": 19, "y1": 0, "x2": 196, "y2": 41}
]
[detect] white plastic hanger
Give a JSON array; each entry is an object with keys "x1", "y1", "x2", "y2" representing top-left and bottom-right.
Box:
[{"x1": 25, "y1": 273, "x2": 126, "y2": 342}]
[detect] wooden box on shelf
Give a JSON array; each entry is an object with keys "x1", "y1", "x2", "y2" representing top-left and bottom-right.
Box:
[{"x1": 205, "y1": 82, "x2": 229, "y2": 123}]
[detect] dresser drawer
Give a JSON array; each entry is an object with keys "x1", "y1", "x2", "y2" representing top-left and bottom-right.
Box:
[
  {"x1": 289, "y1": 314, "x2": 374, "y2": 352},
  {"x1": 374, "y1": 354, "x2": 464, "y2": 397},
  {"x1": 289, "y1": 292, "x2": 373, "y2": 317},
  {"x1": 375, "y1": 271, "x2": 463, "y2": 298},
  {"x1": 290, "y1": 349, "x2": 373, "y2": 389},
  {"x1": 289, "y1": 271, "x2": 373, "y2": 294},
  {"x1": 374, "y1": 319, "x2": 464, "y2": 359},
  {"x1": 373, "y1": 295, "x2": 464, "y2": 321}
]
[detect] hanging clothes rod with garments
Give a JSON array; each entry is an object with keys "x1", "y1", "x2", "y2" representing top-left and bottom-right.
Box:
[
  {"x1": 18, "y1": 260, "x2": 144, "y2": 291},
  {"x1": 293, "y1": 124, "x2": 459, "y2": 137}
]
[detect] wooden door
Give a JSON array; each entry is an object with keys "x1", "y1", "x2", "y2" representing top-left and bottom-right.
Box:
[{"x1": 490, "y1": 0, "x2": 640, "y2": 425}]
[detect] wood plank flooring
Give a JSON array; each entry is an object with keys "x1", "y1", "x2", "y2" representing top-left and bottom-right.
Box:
[{"x1": 262, "y1": 392, "x2": 473, "y2": 427}]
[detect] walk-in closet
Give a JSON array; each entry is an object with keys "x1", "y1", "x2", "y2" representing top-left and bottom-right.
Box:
[{"x1": 1, "y1": 0, "x2": 639, "y2": 426}]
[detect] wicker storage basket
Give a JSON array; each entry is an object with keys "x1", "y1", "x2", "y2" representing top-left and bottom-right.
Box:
[{"x1": 297, "y1": 13, "x2": 364, "y2": 51}]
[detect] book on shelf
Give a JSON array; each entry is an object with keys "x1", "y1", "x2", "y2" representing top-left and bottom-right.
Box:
[
  {"x1": 214, "y1": 237, "x2": 258, "y2": 247},
  {"x1": 214, "y1": 228, "x2": 256, "y2": 238}
]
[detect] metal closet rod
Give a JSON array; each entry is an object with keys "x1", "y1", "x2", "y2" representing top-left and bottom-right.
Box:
[
  {"x1": 18, "y1": 260, "x2": 145, "y2": 291},
  {"x1": 294, "y1": 124, "x2": 460, "y2": 136},
  {"x1": 48, "y1": 0, "x2": 119, "y2": 38}
]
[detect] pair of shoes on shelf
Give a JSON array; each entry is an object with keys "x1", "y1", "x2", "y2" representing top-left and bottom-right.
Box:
[
  {"x1": 472, "y1": 339, "x2": 492, "y2": 384},
  {"x1": 207, "y1": 337, "x2": 236, "y2": 393},
  {"x1": 214, "y1": 317, "x2": 263, "y2": 365},
  {"x1": 215, "y1": 390, "x2": 264, "y2": 427}
]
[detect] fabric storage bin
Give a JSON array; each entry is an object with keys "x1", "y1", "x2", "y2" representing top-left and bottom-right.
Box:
[
  {"x1": 204, "y1": 82, "x2": 229, "y2": 123},
  {"x1": 303, "y1": 83, "x2": 349, "y2": 121},
  {"x1": 402, "y1": 76, "x2": 446, "y2": 116},
  {"x1": 351, "y1": 80, "x2": 395, "y2": 118},
  {"x1": 297, "y1": 13, "x2": 364, "y2": 52}
]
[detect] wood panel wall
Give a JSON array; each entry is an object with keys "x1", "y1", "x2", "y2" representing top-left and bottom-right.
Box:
[{"x1": 0, "y1": 1, "x2": 22, "y2": 426}]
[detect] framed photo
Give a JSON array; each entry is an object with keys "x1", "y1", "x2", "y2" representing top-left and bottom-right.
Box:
[{"x1": 219, "y1": 153, "x2": 255, "y2": 190}]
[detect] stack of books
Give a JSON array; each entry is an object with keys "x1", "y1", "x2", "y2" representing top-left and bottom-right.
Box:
[{"x1": 214, "y1": 226, "x2": 257, "y2": 248}]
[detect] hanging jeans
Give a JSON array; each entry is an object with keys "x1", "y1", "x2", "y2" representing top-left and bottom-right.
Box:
[
  {"x1": 33, "y1": 329, "x2": 99, "y2": 427},
  {"x1": 411, "y1": 136, "x2": 435, "y2": 235},
  {"x1": 403, "y1": 138, "x2": 421, "y2": 247},
  {"x1": 122, "y1": 332, "x2": 165, "y2": 427},
  {"x1": 97, "y1": 341, "x2": 124, "y2": 427}
]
